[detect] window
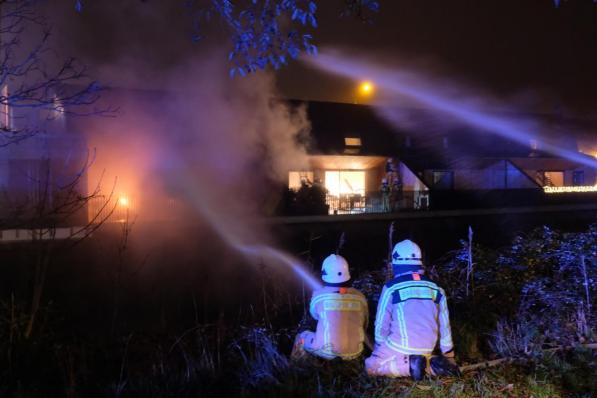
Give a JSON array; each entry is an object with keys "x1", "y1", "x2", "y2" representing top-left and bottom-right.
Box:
[
  {"x1": 543, "y1": 171, "x2": 564, "y2": 187},
  {"x1": 572, "y1": 171, "x2": 585, "y2": 186},
  {"x1": 431, "y1": 170, "x2": 454, "y2": 189},
  {"x1": 325, "y1": 171, "x2": 365, "y2": 196},
  {"x1": 1, "y1": 84, "x2": 10, "y2": 130},
  {"x1": 344, "y1": 137, "x2": 362, "y2": 154},
  {"x1": 288, "y1": 171, "x2": 313, "y2": 190},
  {"x1": 344, "y1": 137, "x2": 361, "y2": 147}
]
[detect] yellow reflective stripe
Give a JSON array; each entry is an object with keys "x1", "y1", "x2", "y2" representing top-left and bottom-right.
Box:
[
  {"x1": 322, "y1": 309, "x2": 329, "y2": 349},
  {"x1": 312, "y1": 294, "x2": 366, "y2": 314},
  {"x1": 311, "y1": 294, "x2": 365, "y2": 308},
  {"x1": 311, "y1": 342, "x2": 363, "y2": 359},
  {"x1": 398, "y1": 286, "x2": 437, "y2": 301},
  {"x1": 312, "y1": 293, "x2": 365, "y2": 302},
  {"x1": 323, "y1": 299, "x2": 363, "y2": 311},
  {"x1": 386, "y1": 339, "x2": 433, "y2": 354},
  {"x1": 394, "y1": 281, "x2": 441, "y2": 289},
  {"x1": 309, "y1": 300, "x2": 317, "y2": 318},
  {"x1": 438, "y1": 294, "x2": 453, "y2": 348},
  {"x1": 375, "y1": 287, "x2": 393, "y2": 340},
  {"x1": 375, "y1": 281, "x2": 438, "y2": 340},
  {"x1": 396, "y1": 304, "x2": 408, "y2": 347}
]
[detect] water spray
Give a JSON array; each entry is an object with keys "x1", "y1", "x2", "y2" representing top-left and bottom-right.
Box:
[
  {"x1": 306, "y1": 52, "x2": 597, "y2": 169},
  {"x1": 174, "y1": 166, "x2": 322, "y2": 291}
]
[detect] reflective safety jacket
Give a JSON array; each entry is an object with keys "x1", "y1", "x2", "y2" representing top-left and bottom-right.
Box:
[
  {"x1": 374, "y1": 273, "x2": 453, "y2": 356},
  {"x1": 308, "y1": 286, "x2": 369, "y2": 360}
]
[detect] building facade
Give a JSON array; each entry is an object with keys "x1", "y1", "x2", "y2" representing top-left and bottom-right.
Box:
[{"x1": 285, "y1": 101, "x2": 597, "y2": 215}]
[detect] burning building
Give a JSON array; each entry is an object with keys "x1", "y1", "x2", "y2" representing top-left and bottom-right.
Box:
[{"x1": 285, "y1": 101, "x2": 597, "y2": 214}]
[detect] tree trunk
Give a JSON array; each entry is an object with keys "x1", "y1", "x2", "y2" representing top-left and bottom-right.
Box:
[{"x1": 25, "y1": 242, "x2": 51, "y2": 339}]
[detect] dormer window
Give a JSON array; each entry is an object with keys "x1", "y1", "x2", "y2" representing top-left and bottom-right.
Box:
[
  {"x1": 344, "y1": 137, "x2": 361, "y2": 147},
  {"x1": 344, "y1": 137, "x2": 361, "y2": 154}
]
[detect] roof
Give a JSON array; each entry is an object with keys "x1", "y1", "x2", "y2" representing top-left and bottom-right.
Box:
[
  {"x1": 509, "y1": 156, "x2": 593, "y2": 171},
  {"x1": 296, "y1": 101, "x2": 404, "y2": 156},
  {"x1": 299, "y1": 100, "x2": 590, "y2": 172}
]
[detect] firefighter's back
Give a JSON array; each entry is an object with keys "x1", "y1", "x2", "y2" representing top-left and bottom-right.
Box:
[{"x1": 311, "y1": 287, "x2": 368, "y2": 359}]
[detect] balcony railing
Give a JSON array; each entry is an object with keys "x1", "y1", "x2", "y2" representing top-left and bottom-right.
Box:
[{"x1": 325, "y1": 191, "x2": 429, "y2": 215}]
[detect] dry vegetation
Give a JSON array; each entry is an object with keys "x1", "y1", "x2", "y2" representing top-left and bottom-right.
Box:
[{"x1": 0, "y1": 224, "x2": 595, "y2": 397}]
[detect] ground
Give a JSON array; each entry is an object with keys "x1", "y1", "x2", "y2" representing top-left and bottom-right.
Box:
[{"x1": 1, "y1": 223, "x2": 595, "y2": 397}]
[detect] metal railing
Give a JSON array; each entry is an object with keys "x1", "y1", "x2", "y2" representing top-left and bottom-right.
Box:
[
  {"x1": 325, "y1": 194, "x2": 366, "y2": 215},
  {"x1": 325, "y1": 191, "x2": 429, "y2": 215}
]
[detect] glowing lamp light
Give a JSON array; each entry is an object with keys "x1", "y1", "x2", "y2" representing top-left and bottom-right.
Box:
[
  {"x1": 359, "y1": 81, "x2": 374, "y2": 95},
  {"x1": 118, "y1": 196, "x2": 129, "y2": 207}
]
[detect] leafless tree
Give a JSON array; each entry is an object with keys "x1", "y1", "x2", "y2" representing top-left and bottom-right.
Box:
[
  {"x1": 19, "y1": 153, "x2": 118, "y2": 338},
  {"x1": 0, "y1": 0, "x2": 103, "y2": 147},
  {"x1": 0, "y1": 0, "x2": 114, "y2": 339}
]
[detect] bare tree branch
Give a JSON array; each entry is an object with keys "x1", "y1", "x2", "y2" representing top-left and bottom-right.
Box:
[{"x1": 0, "y1": 0, "x2": 110, "y2": 147}]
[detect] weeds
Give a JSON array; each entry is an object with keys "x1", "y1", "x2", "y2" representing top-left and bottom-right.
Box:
[
  {"x1": 490, "y1": 319, "x2": 543, "y2": 357},
  {"x1": 1, "y1": 225, "x2": 596, "y2": 397},
  {"x1": 234, "y1": 327, "x2": 290, "y2": 389}
]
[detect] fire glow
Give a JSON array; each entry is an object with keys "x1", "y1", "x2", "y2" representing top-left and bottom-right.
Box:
[{"x1": 118, "y1": 196, "x2": 130, "y2": 207}]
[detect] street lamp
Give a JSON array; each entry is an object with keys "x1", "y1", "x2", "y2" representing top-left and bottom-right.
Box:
[
  {"x1": 355, "y1": 81, "x2": 374, "y2": 103},
  {"x1": 360, "y1": 81, "x2": 373, "y2": 94}
]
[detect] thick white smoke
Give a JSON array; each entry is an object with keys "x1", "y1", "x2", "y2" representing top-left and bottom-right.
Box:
[{"x1": 75, "y1": 53, "x2": 321, "y2": 290}]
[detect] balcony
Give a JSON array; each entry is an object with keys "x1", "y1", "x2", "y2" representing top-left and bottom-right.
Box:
[{"x1": 325, "y1": 191, "x2": 429, "y2": 215}]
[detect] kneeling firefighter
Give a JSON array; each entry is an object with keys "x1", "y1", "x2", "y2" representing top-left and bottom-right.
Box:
[
  {"x1": 365, "y1": 240, "x2": 460, "y2": 380},
  {"x1": 292, "y1": 254, "x2": 369, "y2": 360}
]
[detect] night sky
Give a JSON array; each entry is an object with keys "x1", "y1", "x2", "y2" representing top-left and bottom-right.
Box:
[
  {"x1": 278, "y1": 1, "x2": 597, "y2": 113},
  {"x1": 48, "y1": 1, "x2": 597, "y2": 116}
]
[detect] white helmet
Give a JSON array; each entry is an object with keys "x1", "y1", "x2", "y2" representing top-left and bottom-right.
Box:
[
  {"x1": 321, "y1": 254, "x2": 351, "y2": 285},
  {"x1": 392, "y1": 239, "x2": 423, "y2": 266}
]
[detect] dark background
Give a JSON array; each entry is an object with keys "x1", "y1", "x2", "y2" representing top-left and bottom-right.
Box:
[{"x1": 46, "y1": 1, "x2": 597, "y2": 113}]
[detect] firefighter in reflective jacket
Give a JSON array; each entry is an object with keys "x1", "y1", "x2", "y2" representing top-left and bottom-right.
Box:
[
  {"x1": 292, "y1": 254, "x2": 369, "y2": 360},
  {"x1": 365, "y1": 240, "x2": 459, "y2": 380}
]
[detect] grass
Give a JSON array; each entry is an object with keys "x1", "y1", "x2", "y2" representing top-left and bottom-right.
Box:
[
  {"x1": 230, "y1": 327, "x2": 595, "y2": 398},
  {"x1": 237, "y1": 357, "x2": 570, "y2": 398},
  {"x1": 1, "y1": 224, "x2": 595, "y2": 397},
  {"x1": 6, "y1": 319, "x2": 591, "y2": 397}
]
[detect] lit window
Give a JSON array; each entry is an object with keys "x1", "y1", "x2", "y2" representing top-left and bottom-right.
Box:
[
  {"x1": 1, "y1": 85, "x2": 10, "y2": 130},
  {"x1": 543, "y1": 171, "x2": 564, "y2": 187},
  {"x1": 325, "y1": 171, "x2": 365, "y2": 196},
  {"x1": 288, "y1": 171, "x2": 313, "y2": 190},
  {"x1": 344, "y1": 137, "x2": 362, "y2": 147}
]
